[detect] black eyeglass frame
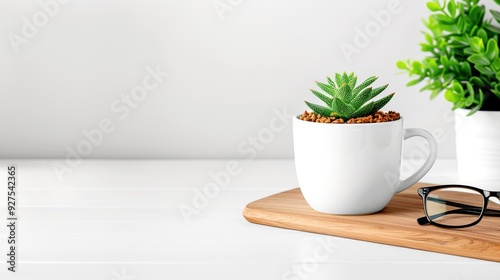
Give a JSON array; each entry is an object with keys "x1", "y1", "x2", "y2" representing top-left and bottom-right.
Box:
[{"x1": 417, "y1": 184, "x2": 500, "y2": 228}]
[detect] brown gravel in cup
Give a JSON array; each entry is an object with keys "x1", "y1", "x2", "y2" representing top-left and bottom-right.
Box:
[{"x1": 299, "y1": 111, "x2": 400, "y2": 124}]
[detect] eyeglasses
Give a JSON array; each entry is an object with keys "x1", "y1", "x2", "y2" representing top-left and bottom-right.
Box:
[{"x1": 417, "y1": 185, "x2": 500, "y2": 228}]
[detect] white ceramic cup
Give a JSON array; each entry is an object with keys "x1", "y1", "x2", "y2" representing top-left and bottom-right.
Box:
[{"x1": 293, "y1": 115, "x2": 438, "y2": 214}]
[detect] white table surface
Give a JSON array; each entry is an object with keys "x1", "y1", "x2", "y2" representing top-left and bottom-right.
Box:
[{"x1": 0, "y1": 159, "x2": 499, "y2": 280}]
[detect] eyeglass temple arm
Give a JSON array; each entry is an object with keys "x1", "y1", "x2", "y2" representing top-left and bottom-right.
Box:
[
  {"x1": 417, "y1": 197, "x2": 500, "y2": 225},
  {"x1": 417, "y1": 208, "x2": 482, "y2": 225},
  {"x1": 429, "y1": 197, "x2": 500, "y2": 216}
]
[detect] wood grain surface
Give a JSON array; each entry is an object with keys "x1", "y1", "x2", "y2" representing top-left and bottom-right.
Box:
[{"x1": 243, "y1": 182, "x2": 500, "y2": 262}]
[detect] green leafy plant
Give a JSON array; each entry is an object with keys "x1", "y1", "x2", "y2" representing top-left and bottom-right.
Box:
[
  {"x1": 397, "y1": 0, "x2": 500, "y2": 115},
  {"x1": 305, "y1": 72, "x2": 395, "y2": 120}
]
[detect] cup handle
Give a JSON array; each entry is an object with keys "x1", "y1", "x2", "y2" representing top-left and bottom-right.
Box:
[{"x1": 395, "y1": 128, "x2": 438, "y2": 193}]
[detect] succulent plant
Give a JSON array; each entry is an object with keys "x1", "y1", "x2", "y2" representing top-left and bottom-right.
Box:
[{"x1": 305, "y1": 72, "x2": 395, "y2": 120}]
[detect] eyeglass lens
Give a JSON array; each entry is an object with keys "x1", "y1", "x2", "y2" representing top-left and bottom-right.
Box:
[{"x1": 426, "y1": 187, "x2": 485, "y2": 227}]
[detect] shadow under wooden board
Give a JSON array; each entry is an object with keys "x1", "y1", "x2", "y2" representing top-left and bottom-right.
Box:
[{"x1": 243, "y1": 182, "x2": 500, "y2": 262}]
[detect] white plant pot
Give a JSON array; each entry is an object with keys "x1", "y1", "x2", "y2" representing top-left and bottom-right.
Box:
[
  {"x1": 455, "y1": 109, "x2": 500, "y2": 188},
  {"x1": 293, "y1": 115, "x2": 437, "y2": 215}
]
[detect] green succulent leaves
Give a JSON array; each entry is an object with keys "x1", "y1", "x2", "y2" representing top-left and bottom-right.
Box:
[
  {"x1": 305, "y1": 72, "x2": 394, "y2": 119},
  {"x1": 397, "y1": 0, "x2": 500, "y2": 115}
]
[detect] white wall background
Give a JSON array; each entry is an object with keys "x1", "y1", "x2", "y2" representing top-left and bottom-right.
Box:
[{"x1": 3, "y1": 0, "x2": 493, "y2": 159}]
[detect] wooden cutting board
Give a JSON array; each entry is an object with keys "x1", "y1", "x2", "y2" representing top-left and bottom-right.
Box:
[{"x1": 243, "y1": 182, "x2": 500, "y2": 262}]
